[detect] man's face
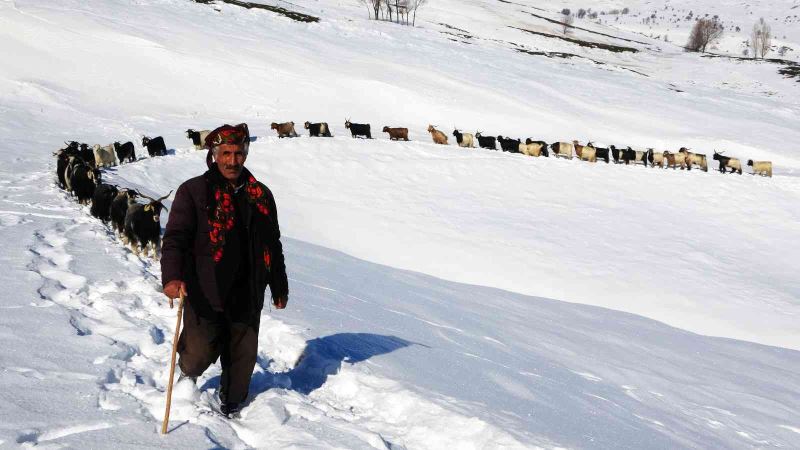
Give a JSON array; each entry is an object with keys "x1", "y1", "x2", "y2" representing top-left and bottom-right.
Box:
[{"x1": 215, "y1": 144, "x2": 247, "y2": 182}]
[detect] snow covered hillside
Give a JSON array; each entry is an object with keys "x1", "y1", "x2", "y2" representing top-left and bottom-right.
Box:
[
  {"x1": 550, "y1": 0, "x2": 800, "y2": 61},
  {"x1": 1, "y1": 0, "x2": 799, "y2": 448}
]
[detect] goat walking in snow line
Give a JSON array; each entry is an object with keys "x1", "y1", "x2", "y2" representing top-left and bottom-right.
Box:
[
  {"x1": 428, "y1": 125, "x2": 448, "y2": 145},
  {"x1": 679, "y1": 148, "x2": 708, "y2": 172},
  {"x1": 519, "y1": 138, "x2": 550, "y2": 158},
  {"x1": 664, "y1": 151, "x2": 688, "y2": 170},
  {"x1": 142, "y1": 136, "x2": 167, "y2": 157},
  {"x1": 713, "y1": 151, "x2": 742, "y2": 174},
  {"x1": 110, "y1": 189, "x2": 137, "y2": 239},
  {"x1": 497, "y1": 136, "x2": 521, "y2": 153},
  {"x1": 124, "y1": 190, "x2": 172, "y2": 258},
  {"x1": 452, "y1": 129, "x2": 474, "y2": 148},
  {"x1": 646, "y1": 149, "x2": 666, "y2": 168},
  {"x1": 271, "y1": 121, "x2": 299, "y2": 138},
  {"x1": 345, "y1": 119, "x2": 372, "y2": 139},
  {"x1": 748, "y1": 160, "x2": 772, "y2": 177},
  {"x1": 549, "y1": 142, "x2": 574, "y2": 159},
  {"x1": 383, "y1": 126, "x2": 409, "y2": 141},
  {"x1": 90, "y1": 184, "x2": 119, "y2": 223},
  {"x1": 78, "y1": 143, "x2": 96, "y2": 168},
  {"x1": 54, "y1": 142, "x2": 79, "y2": 189},
  {"x1": 186, "y1": 129, "x2": 211, "y2": 150},
  {"x1": 93, "y1": 144, "x2": 118, "y2": 168},
  {"x1": 114, "y1": 141, "x2": 137, "y2": 164},
  {"x1": 520, "y1": 139, "x2": 548, "y2": 157},
  {"x1": 573, "y1": 141, "x2": 597, "y2": 162},
  {"x1": 304, "y1": 121, "x2": 332, "y2": 137},
  {"x1": 475, "y1": 132, "x2": 496, "y2": 150},
  {"x1": 70, "y1": 161, "x2": 101, "y2": 205},
  {"x1": 609, "y1": 145, "x2": 624, "y2": 164},
  {"x1": 587, "y1": 142, "x2": 609, "y2": 163},
  {"x1": 621, "y1": 147, "x2": 647, "y2": 166}
]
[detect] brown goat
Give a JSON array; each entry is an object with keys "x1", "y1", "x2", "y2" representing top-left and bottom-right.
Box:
[
  {"x1": 383, "y1": 126, "x2": 409, "y2": 141},
  {"x1": 270, "y1": 121, "x2": 298, "y2": 138},
  {"x1": 573, "y1": 140, "x2": 590, "y2": 160},
  {"x1": 664, "y1": 151, "x2": 687, "y2": 170},
  {"x1": 427, "y1": 125, "x2": 448, "y2": 145}
]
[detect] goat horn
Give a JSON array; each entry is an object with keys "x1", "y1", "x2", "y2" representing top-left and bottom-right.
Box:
[
  {"x1": 155, "y1": 190, "x2": 174, "y2": 203},
  {"x1": 133, "y1": 189, "x2": 154, "y2": 203}
]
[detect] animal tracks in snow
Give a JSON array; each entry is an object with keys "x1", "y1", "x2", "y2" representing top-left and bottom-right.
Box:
[
  {"x1": 16, "y1": 176, "x2": 530, "y2": 449},
  {"x1": 16, "y1": 422, "x2": 114, "y2": 447}
]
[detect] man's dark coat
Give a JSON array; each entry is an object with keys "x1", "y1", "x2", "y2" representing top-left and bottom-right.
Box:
[{"x1": 161, "y1": 163, "x2": 288, "y2": 325}]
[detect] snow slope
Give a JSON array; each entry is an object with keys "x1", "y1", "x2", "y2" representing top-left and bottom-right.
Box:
[
  {"x1": 552, "y1": 0, "x2": 800, "y2": 61},
  {"x1": 1, "y1": 0, "x2": 799, "y2": 448}
]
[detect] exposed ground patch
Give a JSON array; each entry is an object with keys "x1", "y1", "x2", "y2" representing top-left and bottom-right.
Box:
[
  {"x1": 511, "y1": 27, "x2": 639, "y2": 54},
  {"x1": 520, "y1": 11, "x2": 651, "y2": 46},
  {"x1": 438, "y1": 23, "x2": 475, "y2": 44},
  {"x1": 513, "y1": 47, "x2": 649, "y2": 77},
  {"x1": 778, "y1": 65, "x2": 800, "y2": 82},
  {"x1": 496, "y1": 0, "x2": 546, "y2": 12},
  {"x1": 435, "y1": 23, "x2": 647, "y2": 77},
  {"x1": 701, "y1": 53, "x2": 800, "y2": 83},
  {"x1": 192, "y1": 0, "x2": 319, "y2": 23}
]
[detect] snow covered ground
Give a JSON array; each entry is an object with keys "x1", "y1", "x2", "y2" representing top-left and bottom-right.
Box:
[
  {"x1": 1, "y1": 0, "x2": 799, "y2": 448},
  {"x1": 546, "y1": 0, "x2": 800, "y2": 60}
]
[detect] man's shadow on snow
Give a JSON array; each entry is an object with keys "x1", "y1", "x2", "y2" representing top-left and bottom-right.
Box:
[
  {"x1": 253, "y1": 332, "x2": 423, "y2": 396},
  {"x1": 199, "y1": 333, "x2": 421, "y2": 397}
]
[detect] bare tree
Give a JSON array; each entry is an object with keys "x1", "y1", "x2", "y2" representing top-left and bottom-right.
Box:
[
  {"x1": 408, "y1": 0, "x2": 427, "y2": 26},
  {"x1": 383, "y1": 0, "x2": 393, "y2": 22},
  {"x1": 562, "y1": 12, "x2": 574, "y2": 35},
  {"x1": 685, "y1": 18, "x2": 723, "y2": 53},
  {"x1": 396, "y1": 0, "x2": 408, "y2": 25},
  {"x1": 361, "y1": 0, "x2": 381, "y2": 20},
  {"x1": 750, "y1": 18, "x2": 772, "y2": 59}
]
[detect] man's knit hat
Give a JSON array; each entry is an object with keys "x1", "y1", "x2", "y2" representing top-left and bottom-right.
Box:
[
  {"x1": 205, "y1": 123, "x2": 250, "y2": 151},
  {"x1": 205, "y1": 123, "x2": 250, "y2": 167}
]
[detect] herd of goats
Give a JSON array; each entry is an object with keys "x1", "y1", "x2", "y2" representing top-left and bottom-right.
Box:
[
  {"x1": 52, "y1": 120, "x2": 776, "y2": 256},
  {"x1": 260, "y1": 120, "x2": 773, "y2": 176},
  {"x1": 53, "y1": 138, "x2": 171, "y2": 258}
]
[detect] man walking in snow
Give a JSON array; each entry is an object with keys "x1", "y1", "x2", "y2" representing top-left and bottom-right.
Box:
[{"x1": 161, "y1": 123, "x2": 288, "y2": 417}]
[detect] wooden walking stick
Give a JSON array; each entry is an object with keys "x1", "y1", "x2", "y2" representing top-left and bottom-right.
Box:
[{"x1": 161, "y1": 292, "x2": 185, "y2": 435}]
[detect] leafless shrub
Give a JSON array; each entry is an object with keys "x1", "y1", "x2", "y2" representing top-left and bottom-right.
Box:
[
  {"x1": 359, "y1": 0, "x2": 417, "y2": 25},
  {"x1": 685, "y1": 18, "x2": 724, "y2": 53},
  {"x1": 408, "y1": 0, "x2": 427, "y2": 26},
  {"x1": 562, "y1": 12, "x2": 574, "y2": 35},
  {"x1": 750, "y1": 18, "x2": 772, "y2": 59}
]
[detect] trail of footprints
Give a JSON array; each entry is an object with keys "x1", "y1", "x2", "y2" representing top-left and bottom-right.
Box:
[{"x1": 22, "y1": 204, "x2": 249, "y2": 447}]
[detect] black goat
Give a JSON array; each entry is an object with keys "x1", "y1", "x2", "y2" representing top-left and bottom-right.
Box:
[
  {"x1": 78, "y1": 143, "x2": 96, "y2": 168},
  {"x1": 55, "y1": 149, "x2": 71, "y2": 189},
  {"x1": 90, "y1": 184, "x2": 119, "y2": 222},
  {"x1": 475, "y1": 132, "x2": 497, "y2": 150},
  {"x1": 142, "y1": 136, "x2": 166, "y2": 157},
  {"x1": 124, "y1": 191, "x2": 171, "y2": 257},
  {"x1": 497, "y1": 136, "x2": 521, "y2": 153},
  {"x1": 70, "y1": 162, "x2": 101, "y2": 205},
  {"x1": 113, "y1": 141, "x2": 136, "y2": 164},
  {"x1": 345, "y1": 119, "x2": 371, "y2": 139},
  {"x1": 110, "y1": 190, "x2": 136, "y2": 237}
]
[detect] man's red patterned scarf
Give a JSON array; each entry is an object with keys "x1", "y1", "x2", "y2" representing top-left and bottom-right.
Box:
[{"x1": 208, "y1": 175, "x2": 271, "y2": 270}]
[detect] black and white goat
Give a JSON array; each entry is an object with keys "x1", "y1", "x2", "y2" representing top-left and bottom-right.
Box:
[{"x1": 124, "y1": 191, "x2": 171, "y2": 258}]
